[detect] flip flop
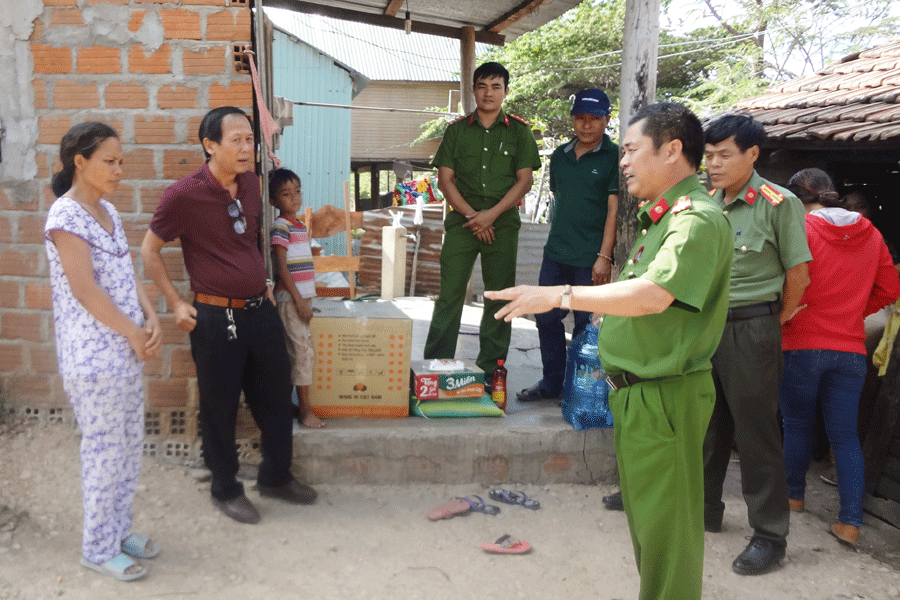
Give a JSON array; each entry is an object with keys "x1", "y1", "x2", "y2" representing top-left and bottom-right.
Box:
[
  {"x1": 121, "y1": 533, "x2": 159, "y2": 559},
  {"x1": 488, "y1": 489, "x2": 541, "y2": 510},
  {"x1": 458, "y1": 495, "x2": 501, "y2": 515},
  {"x1": 80, "y1": 553, "x2": 147, "y2": 581},
  {"x1": 481, "y1": 534, "x2": 532, "y2": 554},
  {"x1": 427, "y1": 498, "x2": 473, "y2": 521}
]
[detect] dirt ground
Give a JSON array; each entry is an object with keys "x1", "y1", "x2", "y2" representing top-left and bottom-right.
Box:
[{"x1": 2, "y1": 419, "x2": 899, "y2": 600}]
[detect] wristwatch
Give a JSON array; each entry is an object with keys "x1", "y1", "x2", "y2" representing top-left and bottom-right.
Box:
[{"x1": 560, "y1": 284, "x2": 572, "y2": 310}]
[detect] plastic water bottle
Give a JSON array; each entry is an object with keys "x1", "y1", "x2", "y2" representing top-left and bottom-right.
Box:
[
  {"x1": 491, "y1": 359, "x2": 508, "y2": 412},
  {"x1": 561, "y1": 321, "x2": 613, "y2": 430}
]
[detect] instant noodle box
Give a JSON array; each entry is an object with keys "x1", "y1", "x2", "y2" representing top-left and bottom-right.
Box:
[
  {"x1": 410, "y1": 359, "x2": 485, "y2": 401},
  {"x1": 309, "y1": 300, "x2": 412, "y2": 418}
]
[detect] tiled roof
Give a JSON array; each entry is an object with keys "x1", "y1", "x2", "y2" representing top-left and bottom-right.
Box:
[{"x1": 734, "y1": 36, "x2": 900, "y2": 144}]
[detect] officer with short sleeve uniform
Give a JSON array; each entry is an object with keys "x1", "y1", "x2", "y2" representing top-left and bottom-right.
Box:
[{"x1": 424, "y1": 62, "x2": 541, "y2": 377}]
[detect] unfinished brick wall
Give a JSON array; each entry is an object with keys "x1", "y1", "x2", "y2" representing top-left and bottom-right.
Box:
[{"x1": 0, "y1": 0, "x2": 254, "y2": 457}]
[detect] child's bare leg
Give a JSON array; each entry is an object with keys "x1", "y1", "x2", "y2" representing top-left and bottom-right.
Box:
[{"x1": 297, "y1": 385, "x2": 323, "y2": 428}]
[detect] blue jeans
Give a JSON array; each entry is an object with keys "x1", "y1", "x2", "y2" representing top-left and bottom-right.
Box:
[
  {"x1": 779, "y1": 349, "x2": 867, "y2": 526},
  {"x1": 534, "y1": 257, "x2": 594, "y2": 393}
]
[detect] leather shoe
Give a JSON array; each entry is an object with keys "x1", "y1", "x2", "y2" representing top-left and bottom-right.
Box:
[
  {"x1": 789, "y1": 498, "x2": 805, "y2": 512},
  {"x1": 258, "y1": 479, "x2": 318, "y2": 504},
  {"x1": 212, "y1": 494, "x2": 260, "y2": 524},
  {"x1": 831, "y1": 522, "x2": 860, "y2": 547},
  {"x1": 602, "y1": 490, "x2": 624, "y2": 511},
  {"x1": 732, "y1": 536, "x2": 785, "y2": 575},
  {"x1": 516, "y1": 382, "x2": 561, "y2": 402}
]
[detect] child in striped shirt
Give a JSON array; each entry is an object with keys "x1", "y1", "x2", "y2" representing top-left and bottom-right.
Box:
[{"x1": 269, "y1": 168, "x2": 323, "y2": 428}]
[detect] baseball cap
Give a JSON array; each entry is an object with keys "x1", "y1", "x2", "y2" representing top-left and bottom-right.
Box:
[{"x1": 570, "y1": 89, "x2": 611, "y2": 116}]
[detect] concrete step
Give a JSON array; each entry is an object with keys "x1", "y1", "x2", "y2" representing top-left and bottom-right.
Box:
[{"x1": 291, "y1": 406, "x2": 617, "y2": 485}]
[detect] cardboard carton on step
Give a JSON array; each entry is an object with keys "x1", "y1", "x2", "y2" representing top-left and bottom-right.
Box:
[
  {"x1": 309, "y1": 300, "x2": 412, "y2": 418},
  {"x1": 410, "y1": 359, "x2": 485, "y2": 400}
]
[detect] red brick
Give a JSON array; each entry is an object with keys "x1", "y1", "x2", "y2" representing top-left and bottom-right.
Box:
[
  {"x1": 92, "y1": 117, "x2": 124, "y2": 138},
  {"x1": 163, "y1": 149, "x2": 204, "y2": 180},
  {"x1": 187, "y1": 116, "x2": 204, "y2": 145},
  {"x1": 160, "y1": 251, "x2": 187, "y2": 282},
  {"x1": 25, "y1": 282, "x2": 52, "y2": 311},
  {"x1": 2, "y1": 312, "x2": 42, "y2": 342},
  {"x1": 121, "y1": 216, "x2": 151, "y2": 247},
  {"x1": 54, "y1": 80, "x2": 99, "y2": 109},
  {"x1": 38, "y1": 116, "x2": 71, "y2": 144},
  {"x1": 77, "y1": 45, "x2": 120, "y2": 74},
  {"x1": 123, "y1": 149, "x2": 156, "y2": 179},
  {"x1": 182, "y1": 0, "x2": 229, "y2": 5},
  {"x1": 134, "y1": 0, "x2": 172, "y2": 4},
  {"x1": 170, "y1": 347, "x2": 196, "y2": 377},
  {"x1": 160, "y1": 9, "x2": 201, "y2": 40},
  {"x1": 0, "y1": 249, "x2": 40, "y2": 277},
  {"x1": 35, "y1": 153, "x2": 49, "y2": 179},
  {"x1": 129, "y1": 44, "x2": 171, "y2": 75},
  {"x1": 182, "y1": 47, "x2": 226, "y2": 75},
  {"x1": 158, "y1": 315, "x2": 187, "y2": 345},
  {"x1": 157, "y1": 84, "x2": 197, "y2": 109},
  {"x1": 50, "y1": 7, "x2": 84, "y2": 27},
  {"x1": 207, "y1": 9, "x2": 251, "y2": 42},
  {"x1": 0, "y1": 217, "x2": 10, "y2": 244},
  {"x1": 18, "y1": 214, "x2": 46, "y2": 245},
  {"x1": 104, "y1": 184, "x2": 134, "y2": 213},
  {"x1": 209, "y1": 81, "x2": 251, "y2": 109},
  {"x1": 11, "y1": 375, "x2": 53, "y2": 403},
  {"x1": 0, "y1": 280, "x2": 18, "y2": 309},
  {"x1": 32, "y1": 43, "x2": 71, "y2": 74},
  {"x1": 135, "y1": 115, "x2": 177, "y2": 144},
  {"x1": 0, "y1": 343, "x2": 25, "y2": 372},
  {"x1": 30, "y1": 346, "x2": 59, "y2": 374},
  {"x1": 105, "y1": 81, "x2": 149, "y2": 109},
  {"x1": 128, "y1": 10, "x2": 147, "y2": 32},
  {"x1": 33, "y1": 79, "x2": 47, "y2": 109},
  {"x1": 29, "y1": 20, "x2": 44, "y2": 42},
  {"x1": 142, "y1": 353, "x2": 165, "y2": 377},
  {"x1": 43, "y1": 0, "x2": 77, "y2": 5},
  {"x1": 147, "y1": 378, "x2": 190, "y2": 408},
  {"x1": 140, "y1": 186, "x2": 167, "y2": 214}
]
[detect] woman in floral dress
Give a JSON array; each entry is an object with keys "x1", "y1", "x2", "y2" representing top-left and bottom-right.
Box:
[{"x1": 44, "y1": 122, "x2": 163, "y2": 581}]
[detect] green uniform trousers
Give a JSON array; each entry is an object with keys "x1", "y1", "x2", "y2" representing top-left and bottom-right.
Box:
[
  {"x1": 611, "y1": 369, "x2": 715, "y2": 600},
  {"x1": 424, "y1": 210, "x2": 519, "y2": 373}
]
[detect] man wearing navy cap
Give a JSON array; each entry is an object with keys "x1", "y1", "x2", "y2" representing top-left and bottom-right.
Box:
[{"x1": 517, "y1": 89, "x2": 619, "y2": 402}]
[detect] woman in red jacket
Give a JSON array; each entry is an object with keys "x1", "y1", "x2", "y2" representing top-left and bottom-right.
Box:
[{"x1": 780, "y1": 168, "x2": 899, "y2": 547}]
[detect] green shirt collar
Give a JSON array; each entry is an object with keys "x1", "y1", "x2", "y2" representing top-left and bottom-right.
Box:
[
  {"x1": 713, "y1": 170, "x2": 769, "y2": 207},
  {"x1": 638, "y1": 173, "x2": 705, "y2": 227},
  {"x1": 468, "y1": 109, "x2": 510, "y2": 129},
  {"x1": 562, "y1": 134, "x2": 615, "y2": 155}
]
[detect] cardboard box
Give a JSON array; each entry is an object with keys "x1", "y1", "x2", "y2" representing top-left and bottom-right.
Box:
[
  {"x1": 410, "y1": 359, "x2": 485, "y2": 400},
  {"x1": 309, "y1": 300, "x2": 412, "y2": 418}
]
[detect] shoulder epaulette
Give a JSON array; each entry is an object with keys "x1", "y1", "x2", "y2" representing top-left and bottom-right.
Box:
[
  {"x1": 671, "y1": 196, "x2": 692, "y2": 214},
  {"x1": 760, "y1": 184, "x2": 785, "y2": 206},
  {"x1": 449, "y1": 114, "x2": 468, "y2": 124},
  {"x1": 709, "y1": 188, "x2": 717, "y2": 196},
  {"x1": 509, "y1": 114, "x2": 531, "y2": 125}
]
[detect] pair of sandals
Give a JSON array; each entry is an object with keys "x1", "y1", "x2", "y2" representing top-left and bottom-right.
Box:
[
  {"x1": 427, "y1": 495, "x2": 501, "y2": 520},
  {"x1": 80, "y1": 533, "x2": 159, "y2": 581}
]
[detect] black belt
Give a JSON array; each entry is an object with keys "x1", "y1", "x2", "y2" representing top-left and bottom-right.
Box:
[
  {"x1": 727, "y1": 301, "x2": 780, "y2": 321},
  {"x1": 606, "y1": 371, "x2": 647, "y2": 391}
]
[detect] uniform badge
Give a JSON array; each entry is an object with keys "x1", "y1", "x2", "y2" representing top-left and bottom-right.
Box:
[
  {"x1": 648, "y1": 198, "x2": 670, "y2": 223},
  {"x1": 634, "y1": 245, "x2": 644, "y2": 262},
  {"x1": 509, "y1": 114, "x2": 530, "y2": 125},
  {"x1": 672, "y1": 196, "x2": 692, "y2": 214},
  {"x1": 760, "y1": 184, "x2": 785, "y2": 206},
  {"x1": 745, "y1": 188, "x2": 757, "y2": 205}
]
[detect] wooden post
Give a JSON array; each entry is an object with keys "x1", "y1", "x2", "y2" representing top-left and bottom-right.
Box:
[
  {"x1": 460, "y1": 26, "x2": 476, "y2": 115},
  {"x1": 615, "y1": 0, "x2": 660, "y2": 267},
  {"x1": 371, "y1": 167, "x2": 380, "y2": 208}
]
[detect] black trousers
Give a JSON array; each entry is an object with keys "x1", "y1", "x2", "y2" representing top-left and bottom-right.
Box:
[
  {"x1": 703, "y1": 312, "x2": 789, "y2": 544},
  {"x1": 190, "y1": 300, "x2": 294, "y2": 501}
]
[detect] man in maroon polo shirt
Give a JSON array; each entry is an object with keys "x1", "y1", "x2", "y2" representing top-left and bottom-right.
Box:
[{"x1": 141, "y1": 106, "x2": 316, "y2": 524}]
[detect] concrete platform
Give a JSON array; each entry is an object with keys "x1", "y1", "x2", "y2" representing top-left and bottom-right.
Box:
[{"x1": 292, "y1": 296, "x2": 617, "y2": 485}]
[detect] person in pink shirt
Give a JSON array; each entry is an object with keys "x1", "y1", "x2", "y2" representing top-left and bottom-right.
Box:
[{"x1": 779, "y1": 168, "x2": 899, "y2": 547}]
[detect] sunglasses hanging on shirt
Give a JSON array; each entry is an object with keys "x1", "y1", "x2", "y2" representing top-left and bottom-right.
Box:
[{"x1": 227, "y1": 199, "x2": 247, "y2": 234}]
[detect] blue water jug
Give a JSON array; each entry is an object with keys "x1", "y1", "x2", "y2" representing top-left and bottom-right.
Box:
[{"x1": 561, "y1": 320, "x2": 613, "y2": 430}]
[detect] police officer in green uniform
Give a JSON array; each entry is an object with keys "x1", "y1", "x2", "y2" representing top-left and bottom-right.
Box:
[
  {"x1": 488, "y1": 102, "x2": 733, "y2": 600},
  {"x1": 424, "y1": 62, "x2": 541, "y2": 377},
  {"x1": 702, "y1": 114, "x2": 812, "y2": 575}
]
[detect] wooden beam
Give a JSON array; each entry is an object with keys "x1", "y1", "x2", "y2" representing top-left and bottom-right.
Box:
[
  {"x1": 384, "y1": 0, "x2": 405, "y2": 17},
  {"x1": 265, "y1": 0, "x2": 505, "y2": 45},
  {"x1": 487, "y1": 0, "x2": 552, "y2": 33},
  {"x1": 460, "y1": 26, "x2": 476, "y2": 115}
]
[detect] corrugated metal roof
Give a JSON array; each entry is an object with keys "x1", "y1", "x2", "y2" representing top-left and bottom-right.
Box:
[
  {"x1": 265, "y1": 7, "x2": 491, "y2": 82},
  {"x1": 732, "y1": 36, "x2": 900, "y2": 146}
]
